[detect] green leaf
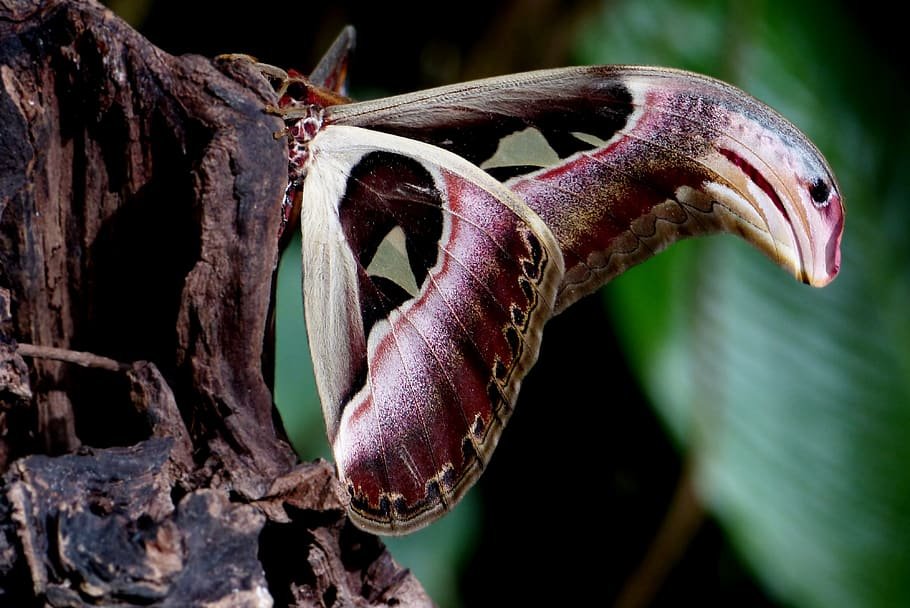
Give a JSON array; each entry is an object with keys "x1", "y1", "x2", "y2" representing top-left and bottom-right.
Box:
[
  {"x1": 274, "y1": 232, "x2": 328, "y2": 462},
  {"x1": 581, "y1": 1, "x2": 910, "y2": 606}
]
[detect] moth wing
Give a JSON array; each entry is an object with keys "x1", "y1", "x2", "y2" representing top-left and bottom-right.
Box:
[
  {"x1": 328, "y1": 66, "x2": 844, "y2": 312},
  {"x1": 301, "y1": 124, "x2": 563, "y2": 533}
]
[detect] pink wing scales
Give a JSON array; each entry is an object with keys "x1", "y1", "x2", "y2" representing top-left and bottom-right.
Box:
[
  {"x1": 337, "y1": 174, "x2": 555, "y2": 531},
  {"x1": 508, "y1": 114, "x2": 723, "y2": 310},
  {"x1": 298, "y1": 64, "x2": 846, "y2": 534},
  {"x1": 509, "y1": 81, "x2": 845, "y2": 311},
  {"x1": 303, "y1": 129, "x2": 563, "y2": 533},
  {"x1": 328, "y1": 66, "x2": 845, "y2": 314}
]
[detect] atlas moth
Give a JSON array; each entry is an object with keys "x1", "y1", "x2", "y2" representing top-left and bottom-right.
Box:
[{"x1": 257, "y1": 26, "x2": 844, "y2": 535}]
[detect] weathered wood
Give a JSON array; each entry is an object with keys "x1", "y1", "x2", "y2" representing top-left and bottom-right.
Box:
[{"x1": 0, "y1": 0, "x2": 430, "y2": 604}]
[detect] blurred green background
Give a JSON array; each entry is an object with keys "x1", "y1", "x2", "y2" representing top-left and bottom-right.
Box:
[{"x1": 114, "y1": 0, "x2": 909, "y2": 605}]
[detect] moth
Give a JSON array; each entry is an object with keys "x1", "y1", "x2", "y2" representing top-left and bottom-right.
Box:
[{"x1": 260, "y1": 27, "x2": 844, "y2": 535}]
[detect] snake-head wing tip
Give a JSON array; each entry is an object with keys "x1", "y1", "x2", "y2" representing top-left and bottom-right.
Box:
[{"x1": 801, "y1": 179, "x2": 845, "y2": 288}]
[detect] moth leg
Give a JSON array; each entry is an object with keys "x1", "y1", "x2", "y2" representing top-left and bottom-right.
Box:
[{"x1": 215, "y1": 53, "x2": 298, "y2": 99}]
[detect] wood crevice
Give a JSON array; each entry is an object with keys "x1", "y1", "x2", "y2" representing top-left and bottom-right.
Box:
[{"x1": 0, "y1": 0, "x2": 431, "y2": 605}]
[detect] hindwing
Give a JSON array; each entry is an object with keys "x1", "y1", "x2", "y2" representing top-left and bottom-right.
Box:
[{"x1": 301, "y1": 125, "x2": 563, "y2": 533}]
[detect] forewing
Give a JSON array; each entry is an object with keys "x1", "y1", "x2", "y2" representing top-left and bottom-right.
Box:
[
  {"x1": 327, "y1": 66, "x2": 845, "y2": 312},
  {"x1": 301, "y1": 125, "x2": 564, "y2": 533}
]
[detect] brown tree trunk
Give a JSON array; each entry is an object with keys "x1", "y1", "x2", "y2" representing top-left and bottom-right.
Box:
[{"x1": 0, "y1": 0, "x2": 430, "y2": 604}]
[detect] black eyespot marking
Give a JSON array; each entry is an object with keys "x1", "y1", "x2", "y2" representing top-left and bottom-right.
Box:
[
  {"x1": 809, "y1": 178, "x2": 831, "y2": 206},
  {"x1": 472, "y1": 416, "x2": 485, "y2": 438},
  {"x1": 492, "y1": 361, "x2": 508, "y2": 382},
  {"x1": 510, "y1": 305, "x2": 526, "y2": 328},
  {"x1": 424, "y1": 479, "x2": 442, "y2": 502},
  {"x1": 503, "y1": 325, "x2": 521, "y2": 356}
]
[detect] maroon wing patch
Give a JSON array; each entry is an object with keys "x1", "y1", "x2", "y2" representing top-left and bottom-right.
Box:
[
  {"x1": 329, "y1": 66, "x2": 845, "y2": 312},
  {"x1": 300, "y1": 126, "x2": 563, "y2": 533},
  {"x1": 285, "y1": 59, "x2": 845, "y2": 535}
]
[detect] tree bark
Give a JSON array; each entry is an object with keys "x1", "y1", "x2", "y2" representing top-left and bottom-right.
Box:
[{"x1": 0, "y1": 0, "x2": 430, "y2": 605}]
